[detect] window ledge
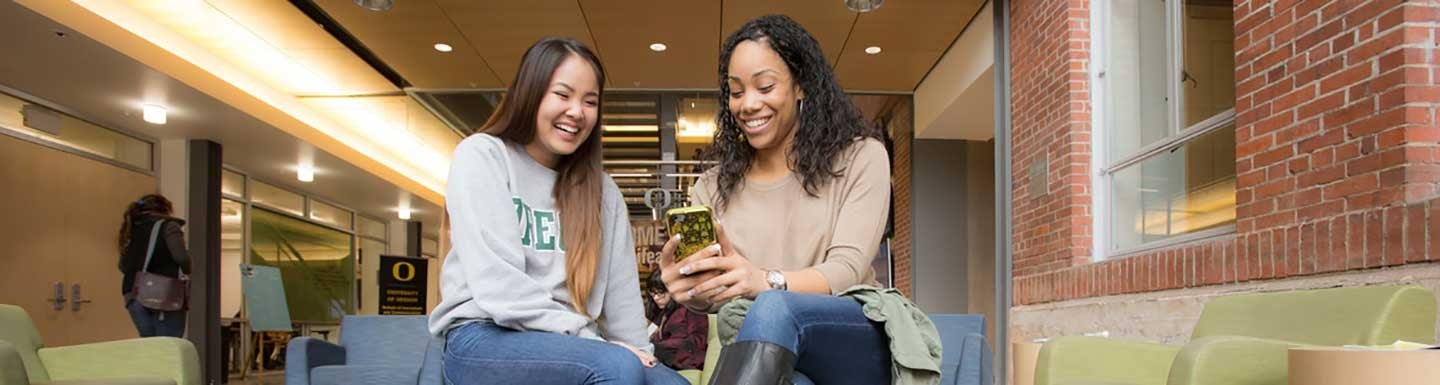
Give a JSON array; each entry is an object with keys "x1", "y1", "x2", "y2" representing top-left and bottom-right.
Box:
[{"x1": 1102, "y1": 224, "x2": 1237, "y2": 261}]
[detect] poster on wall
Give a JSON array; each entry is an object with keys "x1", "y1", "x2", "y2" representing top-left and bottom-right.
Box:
[
  {"x1": 378, "y1": 255, "x2": 428, "y2": 315},
  {"x1": 632, "y1": 220, "x2": 666, "y2": 293}
]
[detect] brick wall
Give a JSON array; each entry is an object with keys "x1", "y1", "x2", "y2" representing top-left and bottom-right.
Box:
[
  {"x1": 1010, "y1": 0, "x2": 1094, "y2": 279},
  {"x1": 890, "y1": 101, "x2": 915, "y2": 298},
  {"x1": 1011, "y1": 0, "x2": 1440, "y2": 305}
]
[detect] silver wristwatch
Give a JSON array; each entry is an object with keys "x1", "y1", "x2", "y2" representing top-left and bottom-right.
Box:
[{"x1": 765, "y1": 270, "x2": 788, "y2": 291}]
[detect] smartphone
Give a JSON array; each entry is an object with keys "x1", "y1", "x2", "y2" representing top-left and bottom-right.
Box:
[{"x1": 665, "y1": 205, "x2": 718, "y2": 261}]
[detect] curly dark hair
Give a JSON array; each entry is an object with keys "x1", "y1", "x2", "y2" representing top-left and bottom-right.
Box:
[{"x1": 710, "y1": 15, "x2": 882, "y2": 210}]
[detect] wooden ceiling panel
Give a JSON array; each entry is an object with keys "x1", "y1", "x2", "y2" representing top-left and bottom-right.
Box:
[
  {"x1": 579, "y1": 0, "x2": 721, "y2": 89},
  {"x1": 313, "y1": 0, "x2": 503, "y2": 88},
  {"x1": 721, "y1": 0, "x2": 857, "y2": 66},
  {"x1": 833, "y1": 0, "x2": 983, "y2": 91},
  {"x1": 435, "y1": 0, "x2": 595, "y2": 88}
]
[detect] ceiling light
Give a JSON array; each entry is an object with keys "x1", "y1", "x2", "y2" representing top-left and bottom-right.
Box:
[
  {"x1": 845, "y1": 0, "x2": 885, "y2": 12},
  {"x1": 433, "y1": 43, "x2": 453, "y2": 53},
  {"x1": 649, "y1": 43, "x2": 668, "y2": 52},
  {"x1": 354, "y1": 0, "x2": 394, "y2": 11},
  {"x1": 297, "y1": 164, "x2": 315, "y2": 183},
  {"x1": 865, "y1": 46, "x2": 882, "y2": 55},
  {"x1": 604, "y1": 125, "x2": 659, "y2": 133},
  {"x1": 142, "y1": 104, "x2": 167, "y2": 125},
  {"x1": 398, "y1": 206, "x2": 411, "y2": 220}
]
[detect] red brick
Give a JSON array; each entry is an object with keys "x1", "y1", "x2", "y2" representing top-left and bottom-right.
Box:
[
  {"x1": 1428, "y1": 202, "x2": 1440, "y2": 262},
  {"x1": 1365, "y1": 211, "x2": 1385, "y2": 267},
  {"x1": 1320, "y1": 64, "x2": 1375, "y2": 95},
  {"x1": 1325, "y1": 100, "x2": 1377, "y2": 127},
  {"x1": 1406, "y1": 203, "x2": 1427, "y2": 262},
  {"x1": 1297, "y1": 92, "x2": 1347, "y2": 121},
  {"x1": 1299, "y1": 200, "x2": 1346, "y2": 223},
  {"x1": 1242, "y1": 234, "x2": 1259, "y2": 281},
  {"x1": 1384, "y1": 206, "x2": 1405, "y2": 266},
  {"x1": 1314, "y1": 219, "x2": 1332, "y2": 272},
  {"x1": 1324, "y1": 173, "x2": 1379, "y2": 198},
  {"x1": 1347, "y1": 27, "x2": 1421, "y2": 64},
  {"x1": 1348, "y1": 213, "x2": 1367, "y2": 269},
  {"x1": 1350, "y1": 107, "x2": 1422, "y2": 137},
  {"x1": 1298, "y1": 165, "x2": 1347, "y2": 186},
  {"x1": 1256, "y1": 231, "x2": 1273, "y2": 279},
  {"x1": 1324, "y1": 216, "x2": 1345, "y2": 272}
]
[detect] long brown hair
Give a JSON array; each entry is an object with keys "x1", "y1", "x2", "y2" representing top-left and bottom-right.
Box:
[
  {"x1": 478, "y1": 37, "x2": 607, "y2": 315},
  {"x1": 118, "y1": 194, "x2": 173, "y2": 267}
]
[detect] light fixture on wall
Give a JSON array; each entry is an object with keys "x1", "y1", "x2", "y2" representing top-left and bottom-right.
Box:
[
  {"x1": 433, "y1": 43, "x2": 453, "y2": 52},
  {"x1": 297, "y1": 164, "x2": 315, "y2": 183},
  {"x1": 649, "y1": 43, "x2": 668, "y2": 52},
  {"x1": 398, "y1": 206, "x2": 412, "y2": 220},
  {"x1": 354, "y1": 0, "x2": 394, "y2": 11},
  {"x1": 142, "y1": 104, "x2": 167, "y2": 125},
  {"x1": 845, "y1": 0, "x2": 884, "y2": 12},
  {"x1": 865, "y1": 46, "x2": 882, "y2": 54}
]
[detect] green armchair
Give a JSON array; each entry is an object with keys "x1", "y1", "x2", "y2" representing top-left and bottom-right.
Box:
[
  {"x1": 0, "y1": 304, "x2": 200, "y2": 385},
  {"x1": 1035, "y1": 285, "x2": 1437, "y2": 385}
]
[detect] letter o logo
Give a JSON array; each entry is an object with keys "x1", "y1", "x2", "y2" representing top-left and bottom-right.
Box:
[{"x1": 392, "y1": 262, "x2": 416, "y2": 282}]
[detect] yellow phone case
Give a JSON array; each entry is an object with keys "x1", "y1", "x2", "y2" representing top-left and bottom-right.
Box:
[{"x1": 665, "y1": 205, "x2": 717, "y2": 261}]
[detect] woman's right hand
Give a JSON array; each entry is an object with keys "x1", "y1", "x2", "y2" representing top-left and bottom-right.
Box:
[{"x1": 658, "y1": 234, "x2": 724, "y2": 311}]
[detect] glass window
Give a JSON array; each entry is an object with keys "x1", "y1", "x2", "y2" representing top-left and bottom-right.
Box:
[
  {"x1": 309, "y1": 199, "x2": 353, "y2": 230},
  {"x1": 0, "y1": 91, "x2": 152, "y2": 170},
  {"x1": 250, "y1": 207, "x2": 355, "y2": 322},
  {"x1": 1101, "y1": 0, "x2": 1236, "y2": 255},
  {"x1": 250, "y1": 181, "x2": 304, "y2": 217},
  {"x1": 357, "y1": 216, "x2": 386, "y2": 241},
  {"x1": 222, "y1": 169, "x2": 245, "y2": 198},
  {"x1": 1109, "y1": 126, "x2": 1236, "y2": 249},
  {"x1": 1104, "y1": 0, "x2": 1171, "y2": 161}
]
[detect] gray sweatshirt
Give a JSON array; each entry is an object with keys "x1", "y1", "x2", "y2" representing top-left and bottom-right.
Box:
[{"x1": 428, "y1": 134, "x2": 651, "y2": 352}]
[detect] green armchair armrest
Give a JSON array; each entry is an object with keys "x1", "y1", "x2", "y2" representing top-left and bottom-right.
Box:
[
  {"x1": 1036, "y1": 336, "x2": 1182, "y2": 385},
  {"x1": 0, "y1": 341, "x2": 28, "y2": 385},
  {"x1": 1166, "y1": 335, "x2": 1305, "y2": 385},
  {"x1": 36, "y1": 337, "x2": 198, "y2": 385}
]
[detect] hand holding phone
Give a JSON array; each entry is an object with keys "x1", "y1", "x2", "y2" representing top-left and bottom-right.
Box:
[{"x1": 665, "y1": 205, "x2": 718, "y2": 261}]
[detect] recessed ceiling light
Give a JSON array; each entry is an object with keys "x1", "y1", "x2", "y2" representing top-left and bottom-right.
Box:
[
  {"x1": 845, "y1": 0, "x2": 885, "y2": 13},
  {"x1": 297, "y1": 164, "x2": 315, "y2": 183},
  {"x1": 142, "y1": 104, "x2": 167, "y2": 125},
  {"x1": 865, "y1": 46, "x2": 882, "y2": 55},
  {"x1": 434, "y1": 43, "x2": 453, "y2": 53},
  {"x1": 354, "y1": 0, "x2": 394, "y2": 11},
  {"x1": 398, "y1": 206, "x2": 412, "y2": 220},
  {"x1": 649, "y1": 43, "x2": 667, "y2": 52}
]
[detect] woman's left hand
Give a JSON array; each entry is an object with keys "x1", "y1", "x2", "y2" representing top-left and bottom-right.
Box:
[
  {"x1": 679, "y1": 223, "x2": 770, "y2": 303},
  {"x1": 612, "y1": 341, "x2": 658, "y2": 368}
]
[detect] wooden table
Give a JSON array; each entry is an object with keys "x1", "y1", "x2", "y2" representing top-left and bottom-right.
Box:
[{"x1": 1289, "y1": 347, "x2": 1440, "y2": 385}]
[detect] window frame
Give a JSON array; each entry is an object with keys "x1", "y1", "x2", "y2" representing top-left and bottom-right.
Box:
[{"x1": 1092, "y1": 0, "x2": 1239, "y2": 260}]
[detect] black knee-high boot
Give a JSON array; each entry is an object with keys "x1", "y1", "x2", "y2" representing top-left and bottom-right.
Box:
[{"x1": 707, "y1": 340, "x2": 797, "y2": 385}]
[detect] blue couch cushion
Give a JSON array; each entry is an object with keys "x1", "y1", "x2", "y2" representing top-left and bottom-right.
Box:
[{"x1": 311, "y1": 365, "x2": 420, "y2": 385}]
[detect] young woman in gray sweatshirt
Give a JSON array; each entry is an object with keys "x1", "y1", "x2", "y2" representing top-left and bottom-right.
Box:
[{"x1": 429, "y1": 38, "x2": 688, "y2": 385}]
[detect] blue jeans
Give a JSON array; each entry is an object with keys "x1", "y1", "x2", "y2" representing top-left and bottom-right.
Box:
[
  {"x1": 125, "y1": 298, "x2": 186, "y2": 338},
  {"x1": 444, "y1": 322, "x2": 691, "y2": 385},
  {"x1": 736, "y1": 291, "x2": 892, "y2": 385}
]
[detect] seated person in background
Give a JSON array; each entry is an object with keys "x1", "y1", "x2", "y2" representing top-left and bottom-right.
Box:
[{"x1": 645, "y1": 272, "x2": 709, "y2": 371}]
